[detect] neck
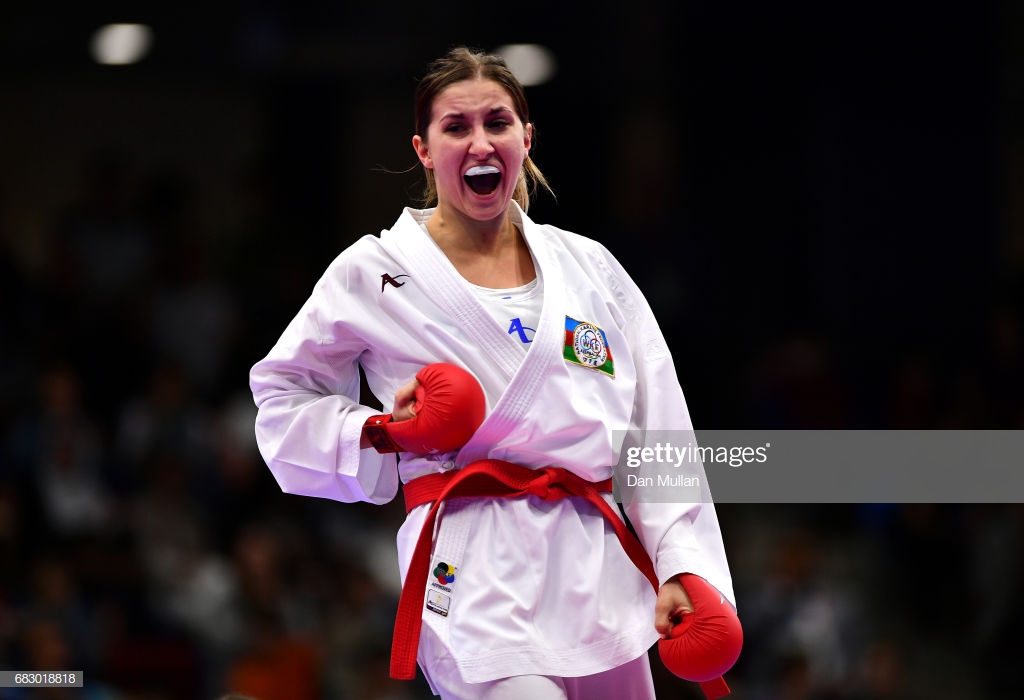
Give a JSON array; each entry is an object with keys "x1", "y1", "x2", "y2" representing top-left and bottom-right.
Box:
[
  {"x1": 426, "y1": 201, "x2": 516, "y2": 255},
  {"x1": 425, "y1": 202, "x2": 535, "y2": 288}
]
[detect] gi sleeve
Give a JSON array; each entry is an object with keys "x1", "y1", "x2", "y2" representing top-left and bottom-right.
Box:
[
  {"x1": 595, "y1": 244, "x2": 737, "y2": 607},
  {"x1": 249, "y1": 275, "x2": 399, "y2": 506}
]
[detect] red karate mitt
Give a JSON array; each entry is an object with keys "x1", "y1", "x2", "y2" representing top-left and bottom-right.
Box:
[
  {"x1": 362, "y1": 363, "x2": 485, "y2": 454},
  {"x1": 658, "y1": 574, "x2": 743, "y2": 699}
]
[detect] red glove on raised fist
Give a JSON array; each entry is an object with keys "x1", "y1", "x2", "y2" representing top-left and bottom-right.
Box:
[
  {"x1": 362, "y1": 363, "x2": 486, "y2": 454},
  {"x1": 658, "y1": 574, "x2": 743, "y2": 699}
]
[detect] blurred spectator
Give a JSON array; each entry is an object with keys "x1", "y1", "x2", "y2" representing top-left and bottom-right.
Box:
[
  {"x1": 737, "y1": 527, "x2": 866, "y2": 698},
  {"x1": 748, "y1": 334, "x2": 853, "y2": 429},
  {"x1": 128, "y1": 447, "x2": 242, "y2": 651},
  {"x1": 7, "y1": 363, "x2": 114, "y2": 536},
  {"x1": 0, "y1": 188, "x2": 40, "y2": 439},
  {"x1": 882, "y1": 352, "x2": 938, "y2": 429},
  {"x1": 965, "y1": 504, "x2": 1024, "y2": 697},
  {"x1": 224, "y1": 608, "x2": 320, "y2": 700},
  {"x1": 849, "y1": 639, "x2": 907, "y2": 700},
  {"x1": 8, "y1": 616, "x2": 115, "y2": 699},
  {"x1": 44, "y1": 150, "x2": 156, "y2": 424},
  {"x1": 49, "y1": 150, "x2": 152, "y2": 304},
  {"x1": 141, "y1": 169, "x2": 240, "y2": 400},
  {"x1": 115, "y1": 361, "x2": 215, "y2": 488},
  {"x1": 980, "y1": 302, "x2": 1024, "y2": 427}
]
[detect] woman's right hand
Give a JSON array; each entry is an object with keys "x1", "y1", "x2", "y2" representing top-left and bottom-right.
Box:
[
  {"x1": 391, "y1": 378, "x2": 421, "y2": 422},
  {"x1": 361, "y1": 364, "x2": 486, "y2": 453}
]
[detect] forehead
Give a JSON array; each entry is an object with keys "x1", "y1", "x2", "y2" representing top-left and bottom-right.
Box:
[{"x1": 431, "y1": 78, "x2": 517, "y2": 120}]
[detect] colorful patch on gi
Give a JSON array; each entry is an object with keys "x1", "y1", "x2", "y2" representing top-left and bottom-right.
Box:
[
  {"x1": 563, "y1": 317, "x2": 615, "y2": 377},
  {"x1": 433, "y1": 562, "x2": 456, "y2": 585},
  {"x1": 426, "y1": 561, "x2": 456, "y2": 617}
]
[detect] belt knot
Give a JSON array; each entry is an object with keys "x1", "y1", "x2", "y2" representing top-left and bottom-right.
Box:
[
  {"x1": 526, "y1": 466, "x2": 568, "y2": 501},
  {"x1": 528, "y1": 466, "x2": 552, "y2": 499}
]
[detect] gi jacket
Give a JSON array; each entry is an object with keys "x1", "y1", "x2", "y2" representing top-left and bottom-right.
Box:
[{"x1": 250, "y1": 204, "x2": 735, "y2": 684}]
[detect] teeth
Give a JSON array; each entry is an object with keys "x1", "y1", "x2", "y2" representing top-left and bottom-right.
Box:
[{"x1": 465, "y1": 165, "x2": 500, "y2": 177}]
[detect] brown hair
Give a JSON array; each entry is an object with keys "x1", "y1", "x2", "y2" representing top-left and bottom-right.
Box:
[{"x1": 414, "y1": 46, "x2": 553, "y2": 212}]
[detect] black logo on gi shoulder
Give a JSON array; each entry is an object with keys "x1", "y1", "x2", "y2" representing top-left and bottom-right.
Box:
[{"x1": 381, "y1": 273, "x2": 410, "y2": 292}]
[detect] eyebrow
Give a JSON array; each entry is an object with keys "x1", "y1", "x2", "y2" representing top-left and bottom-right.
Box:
[{"x1": 439, "y1": 106, "x2": 515, "y2": 121}]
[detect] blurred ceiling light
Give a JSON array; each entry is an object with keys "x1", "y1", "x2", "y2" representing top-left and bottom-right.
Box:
[
  {"x1": 494, "y1": 44, "x2": 557, "y2": 86},
  {"x1": 90, "y1": 24, "x2": 153, "y2": 65}
]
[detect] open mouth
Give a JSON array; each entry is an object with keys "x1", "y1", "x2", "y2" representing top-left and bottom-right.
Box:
[{"x1": 464, "y1": 165, "x2": 501, "y2": 195}]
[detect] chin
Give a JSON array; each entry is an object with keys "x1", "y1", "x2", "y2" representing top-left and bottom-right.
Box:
[{"x1": 461, "y1": 193, "x2": 511, "y2": 219}]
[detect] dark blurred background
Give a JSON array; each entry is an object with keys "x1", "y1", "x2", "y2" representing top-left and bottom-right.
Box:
[{"x1": 1, "y1": 2, "x2": 1022, "y2": 699}]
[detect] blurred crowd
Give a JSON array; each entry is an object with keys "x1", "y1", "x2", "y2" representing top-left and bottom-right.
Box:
[{"x1": 1, "y1": 141, "x2": 1022, "y2": 700}]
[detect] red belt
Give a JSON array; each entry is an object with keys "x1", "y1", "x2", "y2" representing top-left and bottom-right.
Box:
[{"x1": 390, "y1": 459, "x2": 660, "y2": 681}]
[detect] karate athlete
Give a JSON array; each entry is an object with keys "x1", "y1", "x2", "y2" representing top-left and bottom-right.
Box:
[{"x1": 250, "y1": 47, "x2": 741, "y2": 699}]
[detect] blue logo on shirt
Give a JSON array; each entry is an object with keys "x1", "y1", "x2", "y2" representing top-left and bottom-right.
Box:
[{"x1": 508, "y1": 318, "x2": 535, "y2": 344}]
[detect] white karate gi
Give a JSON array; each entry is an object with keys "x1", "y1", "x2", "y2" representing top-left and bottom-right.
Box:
[{"x1": 250, "y1": 203, "x2": 735, "y2": 690}]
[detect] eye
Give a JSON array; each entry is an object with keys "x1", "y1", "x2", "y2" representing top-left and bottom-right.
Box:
[{"x1": 488, "y1": 119, "x2": 512, "y2": 130}]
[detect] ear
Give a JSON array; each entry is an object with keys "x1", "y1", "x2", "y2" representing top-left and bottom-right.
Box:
[
  {"x1": 412, "y1": 134, "x2": 432, "y2": 169},
  {"x1": 524, "y1": 123, "x2": 533, "y2": 154}
]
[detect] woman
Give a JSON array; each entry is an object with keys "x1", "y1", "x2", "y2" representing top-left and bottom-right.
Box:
[{"x1": 250, "y1": 47, "x2": 737, "y2": 699}]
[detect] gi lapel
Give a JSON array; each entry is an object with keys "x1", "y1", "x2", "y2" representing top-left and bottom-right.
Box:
[
  {"x1": 469, "y1": 204, "x2": 566, "y2": 448},
  {"x1": 382, "y1": 208, "x2": 524, "y2": 383},
  {"x1": 379, "y1": 205, "x2": 565, "y2": 458}
]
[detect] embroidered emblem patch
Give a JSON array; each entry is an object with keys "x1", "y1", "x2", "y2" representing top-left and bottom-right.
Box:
[{"x1": 564, "y1": 317, "x2": 615, "y2": 377}]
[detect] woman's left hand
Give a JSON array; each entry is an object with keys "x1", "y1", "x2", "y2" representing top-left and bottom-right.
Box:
[{"x1": 654, "y1": 575, "x2": 694, "y2": 638}]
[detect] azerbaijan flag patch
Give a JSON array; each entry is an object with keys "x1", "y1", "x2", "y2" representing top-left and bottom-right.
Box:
[{"x1": 563, "y1": 317, "x2": 615, "y2": 377}]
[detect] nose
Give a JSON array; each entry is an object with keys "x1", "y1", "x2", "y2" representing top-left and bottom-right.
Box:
[{"x1": 468, "y1": 126, "x2": 494, "y2": 158}]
